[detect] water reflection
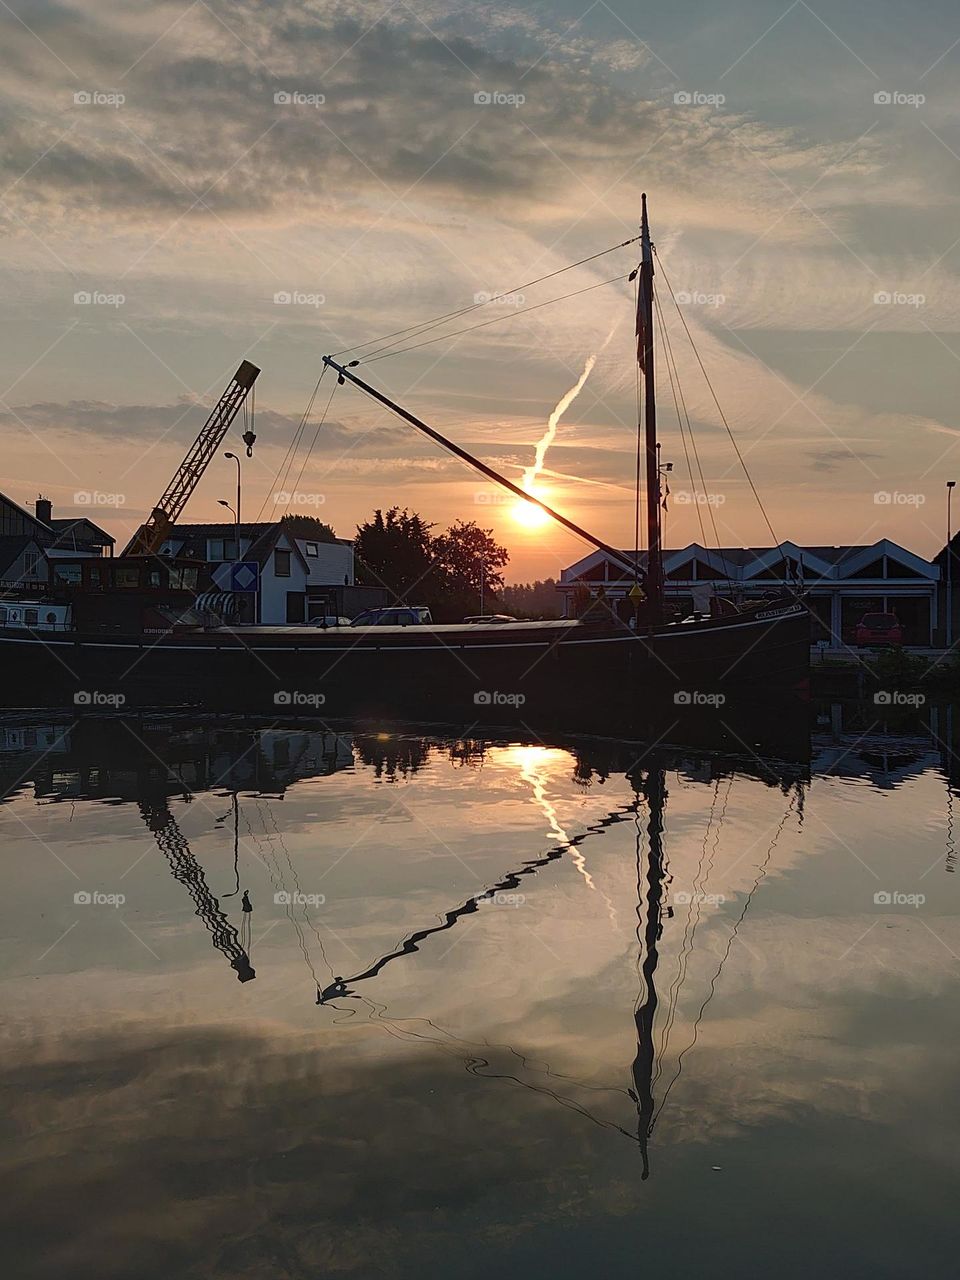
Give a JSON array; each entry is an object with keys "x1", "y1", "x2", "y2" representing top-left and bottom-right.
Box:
[{"x1": 1, "y1": 708, "x2": 959, "y2": 1277}]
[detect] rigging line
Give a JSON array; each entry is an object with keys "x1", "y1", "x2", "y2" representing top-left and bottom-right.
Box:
[
  {"x1": 287, "y1": 377, "x2": 341, "y2": 505},
  {"x1": 654, "y1": 776, "x2": 721, "y2": 1071},
  {"x1": 652, "y1": 281, "x2": 732, "y2": 586},
  {"x1": 652, "y1": 247, "x2": 783, "y2": 553},
  {"x1": 653, "y1": 284, "x2": 708, "y2": 551},
  {"x1": 654, "y1": 775, "x2": 732, "y2": 1082},
  {"x1": 358, "y1": 378, "x2": 644, "y2": 574},
  {"x1": 651, "y1": 790, "x2": 798, "y2": 1126},
  {"x1": 254, "y1": 367, "x2": 325, "y2": 523},
  {"x1": 360, "y1": 273, "x2": 631, "y2": 364},
  {"x1": 331, "y1": 236, "x2": 641, "y2": 359}
]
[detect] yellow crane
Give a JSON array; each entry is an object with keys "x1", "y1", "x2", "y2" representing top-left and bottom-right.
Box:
[{"x1": 122, "y1": 359, "x2": 260, "y2": 557}]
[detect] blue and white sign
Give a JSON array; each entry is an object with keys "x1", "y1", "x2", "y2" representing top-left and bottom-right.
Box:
[{"x1": 212, "y1": 561, "x2": 260, "y2": 592}]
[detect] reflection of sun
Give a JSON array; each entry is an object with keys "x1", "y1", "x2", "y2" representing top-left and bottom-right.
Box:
[{"x1": 512, "y1": 486, "x2": 550, "y2": 529}]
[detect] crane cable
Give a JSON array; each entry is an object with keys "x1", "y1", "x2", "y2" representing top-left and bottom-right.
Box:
[{"x1": 331, "y1": 235, "x2": 640, "y2": 360}]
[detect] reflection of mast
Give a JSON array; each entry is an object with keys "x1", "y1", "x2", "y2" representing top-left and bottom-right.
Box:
[
  {"x1": 139, "y1": 798, "x2": 255, "y2": 982},
  {"x1": 630, "y1": 765, "x2": 665, "y2": 1180}
]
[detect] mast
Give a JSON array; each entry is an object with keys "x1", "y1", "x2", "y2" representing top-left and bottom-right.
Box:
[
  {"x1": 639, "y1": 194, "x2": 662, "y2": 621},
  {"x1": 321, "y1": 355, "x2": 640, "y2": 580}
]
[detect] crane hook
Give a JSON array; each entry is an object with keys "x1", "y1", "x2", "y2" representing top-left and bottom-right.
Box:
[{"x1": 242, "y1": 429, "x2": 256, "y2": 458}]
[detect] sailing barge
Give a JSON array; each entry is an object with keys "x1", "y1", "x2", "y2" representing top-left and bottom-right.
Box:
[{"x1": 0, "y1": 197, "x2": 810, "y2": 721}]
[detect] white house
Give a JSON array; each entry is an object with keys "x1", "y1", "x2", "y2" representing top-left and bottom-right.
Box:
[{"x1": 158, "y1": 518, "x2": 377, "y2": 623}]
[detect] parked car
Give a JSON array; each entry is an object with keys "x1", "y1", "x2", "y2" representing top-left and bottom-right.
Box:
[
  {"x1": 855, "y1": 611, "x2": 904, "y2": 647},
  {"x1": 463, "y1": 614, "x2": 518, "y2": 624},
  {"x1": 311, "y1": 615, "x2": 352, "y2": 628},
  {"x1": 351, "y1": 606, "x2": 433, "y2": 626}
]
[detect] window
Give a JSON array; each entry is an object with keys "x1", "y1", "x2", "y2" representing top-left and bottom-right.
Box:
[
  {"x1": 207, "y1": 539, "x2": 237, "y2": 562},
  {"x1": 304, "y1": 542, "x2": 318, "y2": 557},
  {"x1": 115, "y1": 566, "x2": 140, "y2": 588},
  {"x1": 275, "y1": 549, "x2": 291, "y2": 577},
  {"x1": 0, "y1": 608, "x2": 6, "y2": 623},
  {"x1": 55, "y1": 563, "x2": 82, "y2": 584},
  {"x1": 24, "y1": 608, "x2": 38, "y2": 626},
  {"x1": 45, "y1": 612, "x2": 57, "y2": 625}
]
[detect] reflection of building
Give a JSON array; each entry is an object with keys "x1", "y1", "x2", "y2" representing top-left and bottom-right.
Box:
[{"x1": 559, "y1": 540, "x2": 939, "y2": 646}]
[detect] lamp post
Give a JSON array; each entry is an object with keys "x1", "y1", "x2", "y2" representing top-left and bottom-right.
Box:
[
  {"x1": 948, "y1": 481, "x2": 956, "y2": 647},
  {"x1": 217, "y1": 499, "x2": 238, "y2": 559}
]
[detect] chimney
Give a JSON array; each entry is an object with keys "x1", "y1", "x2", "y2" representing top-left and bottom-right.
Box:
[{"x1": 35, "y1": 495, "x2": 52, "y2": 525}]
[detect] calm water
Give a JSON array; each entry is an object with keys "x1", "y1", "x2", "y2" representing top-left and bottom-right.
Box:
[{"x1": 1, "y1": 712, "x2": 958, "y2": 1278}]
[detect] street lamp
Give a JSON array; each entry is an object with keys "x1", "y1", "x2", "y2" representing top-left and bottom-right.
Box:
[
  {"x1": 217, "y1": 499, "x2": 238, "y2": 560},
  {"x1": 948, "y1": 481, "x2": 956, "y2": 647},
  {"x1": 224, "y1": 450, "x2": 242, "y2": 559}
]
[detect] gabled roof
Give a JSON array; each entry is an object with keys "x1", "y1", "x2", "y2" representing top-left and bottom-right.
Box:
[
  {"x1": 0, "y1": 534, "x2": 44, "y2": 577},
  {"x1": 46, "y1": 517, "x2": 114, "y2": 549},
  {"x1": 560, "y1": 540, "x2": 938, "y2": 583}
]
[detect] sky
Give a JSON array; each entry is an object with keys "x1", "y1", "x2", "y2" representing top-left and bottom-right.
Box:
[{"x1": 2, "y1": 0, "x2": 960, "y2": 581}]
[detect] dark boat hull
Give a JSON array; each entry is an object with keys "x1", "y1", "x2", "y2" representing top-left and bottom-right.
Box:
[{"x1": 0, "y1": 604, "x2": 809, "y2": 749}]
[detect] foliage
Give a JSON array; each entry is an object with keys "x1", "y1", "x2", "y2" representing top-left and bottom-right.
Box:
[
  {"x1": 354, "y1": 507, "x2": 436, "y2": 599},
  {"x1": 280, "y1": 514, "x2": 338, "y2": 543},
  {"x1": 499, "y1": 578, "x2": 561, "y2": 619},
  {"x1": 354, "y1": 508, "x2": 509, "y2": 620}
]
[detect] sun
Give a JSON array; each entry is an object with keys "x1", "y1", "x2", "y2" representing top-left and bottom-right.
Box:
[{"x1": 512, "y1": 487, "x2": 550, "y2": 529}]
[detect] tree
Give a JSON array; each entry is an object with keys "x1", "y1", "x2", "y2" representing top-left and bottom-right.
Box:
[
  {"x1": 280, "y1": 514, "x2": 338, "y2": 543},
  {"x1": 500, "y1": 578, "x2": 561, "y2": 619},
  {"x1": 355, "y1": 507, "x2": 436, "y2": 600},
  {"x1": 432, "y1": 520, "x2": 509, "y2": 619}
]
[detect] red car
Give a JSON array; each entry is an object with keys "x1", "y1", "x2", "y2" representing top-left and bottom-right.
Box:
[{"x1": 855, "y1": 611, "x2": 904, "y2": 647}]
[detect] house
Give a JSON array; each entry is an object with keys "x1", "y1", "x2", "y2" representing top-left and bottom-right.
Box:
[
  {"x1": 158, "y1": 517, "x2": 382, "y2": 623},
  {"x1": 559, "y1": 540, "x2": 940, "y2": 646},
  {"x1": 0, "y1": 493, "x2": 113, "y2": 589}
]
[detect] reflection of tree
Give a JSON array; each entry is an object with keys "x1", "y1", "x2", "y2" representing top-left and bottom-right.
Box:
[{"x1": 353, "y1": 734, "x2": 432, "y2": 780}]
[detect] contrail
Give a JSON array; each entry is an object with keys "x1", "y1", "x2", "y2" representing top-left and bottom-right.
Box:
[{"x1": 521, "y1": 322, "x2": 619, "y2": 493}]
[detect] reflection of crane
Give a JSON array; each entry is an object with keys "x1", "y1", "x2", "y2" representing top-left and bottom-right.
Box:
[
  {"x1": 139, "y1": 798, "x2": 255, "y2": 982},
  {"x1": 122, "y1": 360, "x2": 260, "y2": 557}
]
